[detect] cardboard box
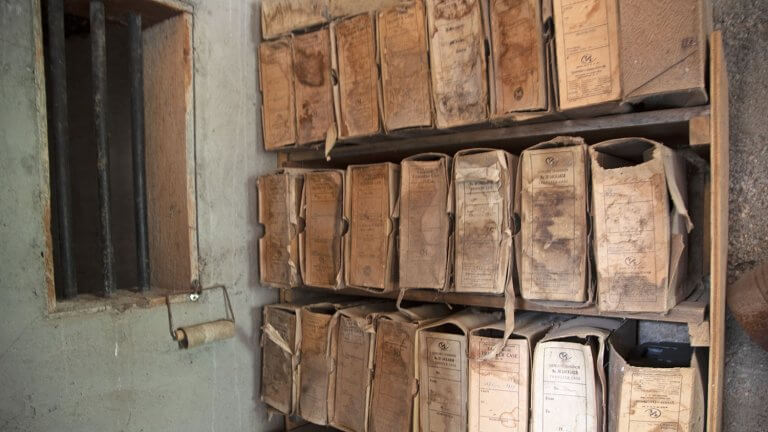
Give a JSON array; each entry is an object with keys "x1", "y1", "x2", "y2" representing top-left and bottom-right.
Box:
[
  {"x1": 293, "y1": 28, "x2": 336, "y2": 145},
  {"x1": 332, "y1": 14, "x2": 381, "y2": 139},
  {"x1": 259, "y1": 38, "x2": 296, "y2": 150},
  {"x1": 531, "y1": 317, "x2": 633, "y2": 432},
  {"x1": 261, "y1": 0, "x2": 328, "y2": 40},
  {"x1": 618, "y1": 0, "x2": 711, "y2": 107},
  {"x1": 552, "y1": 0, "x2": 622, "y2": 112},
  {"x1": 416, "y1": 309, "x2": 500, "y2": 432},
  {"x1": 398, "y1": 153, "x2": 453, "y2": 291},
  {"x1": 344, "y1": 163, "x2": 400, "y2": 292},
  {"x1": 377, "y1": 0, "x2": 433, "y2": 132},
  {"x1": 607, "y1": 341, "x2": 705, "y2": 432},
  {"x1": 257, "y1": 169, "x2": 305, "y2": 289},
  {"x1": 518, "y1": 137, "x2": 591, "y2": 303},
  {"x1": 426, "y1": 0, "x2": 488, "y2": 128},
  {"x1": 299, "y1": 169, "x2": 345, "y2": 290},
  {"x1": 329, "y1": 0, "x2": 405, "y2": 19},
  {"x1": 467, "y1": 313, "x2": 559, "y2": 432},
  {"x1": 299, "y1": 302, "x2": 364, "y2": 425},
  {"x1": 485, "y1": 0, "x2": 548, "y2": 118},
  {"x1": 328, "y1": 303, "x2": 396, "y2": 432},
  {"x1": 590, "y1": 138, "x2": 692, "y2": 313},
  {"x1": 453, "y1": 149, "x2": 517, "y2": 294},
  {"x1": 261, "y1": 303, "x2": 302, "y2": 415},
  {"x1": 368, "y1": 304, "x2": 450, "y2": 432}
]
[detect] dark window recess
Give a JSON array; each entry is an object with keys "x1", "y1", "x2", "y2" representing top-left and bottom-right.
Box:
[{"x1": 43, "y1": 0, "x2": 150, "y2": 299}]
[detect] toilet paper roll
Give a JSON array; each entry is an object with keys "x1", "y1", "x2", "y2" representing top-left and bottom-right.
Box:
[{"x1": 175, "y1": 319, "x2": 235, "y2": 349}]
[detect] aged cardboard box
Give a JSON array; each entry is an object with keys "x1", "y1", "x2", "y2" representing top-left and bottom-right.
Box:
[
  {"x1": 608, "y1": 341, "x2": 705, "y2": 432},
  {"x1": 329, "y1": 0, "x2": 405, "y2": 19},
  {"x1": 618, "y1": 0, "x2": 711, "y2": 107},
  {"x1": 518, "y1": 137, "x2": 591, "y2": 303},
  {"x1": 369, "y1": 304, "x2": 450, "y2": 432},
  {"x1": 257, "y1": 169, "x2": 305, "y2": 289},
  {"x1": 344, "y1": 163, "x2": 400, "y2": 292},
  {"x1": 332, "y1": 14, "x2": 381, "y2": 139},
  {"x1": 416, "y1": 309, "x2": 500, "y2": 432},
  {"x1": 590, "y1": 138, "x2": 692, "y2": 313},
  {"x1": 299, "y1": 169, "x2": 345, "y2": 289},
  {"x1": 552, "y1": 0, "x2": 622, "y2": 112},
  {"x1": 531, "y1": 317, "x2": 633, "y2": 432},
  {"x1": 453, "y1": 149, "x2": 517, "y2": 294},
  {"x1": 378, "y1": 0, "x2": 433, "y2": 132},
  {"x1": 261, "y1": 303, "x2": 302, "y2": 415},
  {"x1": 398, "y1": 153, "x2": 452, "y2": 291},
  {"x1": 259, "y1": 38, "x2": 296, "y2": 150},
  {"x1": 261, "y1": 0, "x2": 328, "y2": 40},
  {"x1": 426, "y1": 0, "x2": 488, "y2": 128},
  {"x1": 485, "y1": 0, "x2": 548, "y2": 118},
  {"x1": 328, "y1": 303, "x2": 396, "y2": 432},
  {"x1": 299, "y1": 301, "x2": 364, "y2": 425},
  {"x1": 293, "y1": 28, "x2": 336, "y2": 145},
  {"x1": 467, "y1": 313, "x2": 558, "y2": 432}
]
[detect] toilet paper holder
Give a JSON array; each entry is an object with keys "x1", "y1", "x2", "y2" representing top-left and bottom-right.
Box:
[{"x1": 166, "y1": 284, "x2": 236, "y2": 349}]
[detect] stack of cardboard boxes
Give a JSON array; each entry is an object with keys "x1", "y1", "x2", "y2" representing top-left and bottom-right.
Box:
[
  {"x1": 258, "y1": 136, "x2": 694, "y2": 314},
  {"x1": 258, "y1": 0, "x2": 711, "y2": 149},
  {"x1": 261, "y1": 305, "x2": 704, "y2": 432}
]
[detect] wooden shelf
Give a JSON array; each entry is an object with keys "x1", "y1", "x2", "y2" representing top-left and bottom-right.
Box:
[
  {"x1": 279, "y1": 105, "x2": 710, "y2": 164},
  {"x1": 292, "y1": 284, "x2": 709, "y2": 324}
]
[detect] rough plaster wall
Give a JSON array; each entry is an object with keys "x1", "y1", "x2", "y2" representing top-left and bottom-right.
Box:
[{"x1": 0, "y1": 0, "x2": 280, "y2": 431}]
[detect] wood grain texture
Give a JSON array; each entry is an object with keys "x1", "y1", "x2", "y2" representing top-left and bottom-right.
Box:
[
  {"x1": 282, "y1": 106, "x2": 709, "y2": 163},
  {"x1": 707, "y1": 30, "x2": 729, "y2": 432},
  {"x1": 144, "y1": 13, "x2": 198, "y2": 292},
  {"x1": 294, "y1": 284, "x2": 708, "y2": 324}
]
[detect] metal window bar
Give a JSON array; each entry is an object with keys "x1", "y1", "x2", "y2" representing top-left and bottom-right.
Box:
[
  {"x1": 47, "y1": 1, "x2": 152, "y2": 298},
  {"x1": 90, "y1": 0, "x2": 115, "y2": 296},
  {"x1": 128, "y1": 12, "x2": 150, "y2": 291},
  {"x1": 46, "y1": 0, "x2": 78, "y2": 299}
]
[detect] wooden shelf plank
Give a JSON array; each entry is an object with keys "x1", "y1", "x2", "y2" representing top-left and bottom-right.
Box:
[
  {"x1": 279, "y1": 106, "x2": 709, "y2": 163},
  {"x1": 292, "y1": 285, "x2": 708, "y2": 324}
]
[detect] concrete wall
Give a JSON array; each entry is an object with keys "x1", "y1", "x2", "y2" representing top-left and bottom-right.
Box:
[{"x1": 0, "y1": 1, "x2": 281, "y2": 431}]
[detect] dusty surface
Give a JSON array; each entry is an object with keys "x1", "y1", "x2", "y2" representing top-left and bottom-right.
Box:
[{"x1": 714, "y1": 0, "x2": 768, "y2": 429}]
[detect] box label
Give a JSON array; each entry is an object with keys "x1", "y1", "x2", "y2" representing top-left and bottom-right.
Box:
[
  {"x1": 379, "y1": 1, "x2": 432, "y2": 130},
  {"x1": 399, "y1": 159, "x2": 450, "y2": 289},
  {"x1": 349, "y1": 165, "x2": 390, "y2": 289},
  {"x1": 305, "y1": 171, "x2": 343, "y2": 287},
  {"x1": 336, "y1": 15, "x2": 379, "y2": 137}
]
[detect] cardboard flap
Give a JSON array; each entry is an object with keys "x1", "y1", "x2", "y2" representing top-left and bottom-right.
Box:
[
  {"x1": 418, "y1": 308, "x2": 501, "y2": 335},
  {"x1": 261, "y1": 0, "x2": 329, "y2": 40},
  {"x1": 619, "y1": 0, "x2": 708, "y2": 100},
  {"x1": 542, "y1": 317, "x2": 624, "y2": 343},
  {"x1": 471, "y1": 312, "x2": 561, "y2": 361},
  {"x1": 336, "y1": 301, "x2": 395, "y2": 333},
  {"x1": 395, "y1": 303, "x2": 450, "y2": 325},
  {"x1": 660, "y1": 145, "x2": 693, "y2": 232}
]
